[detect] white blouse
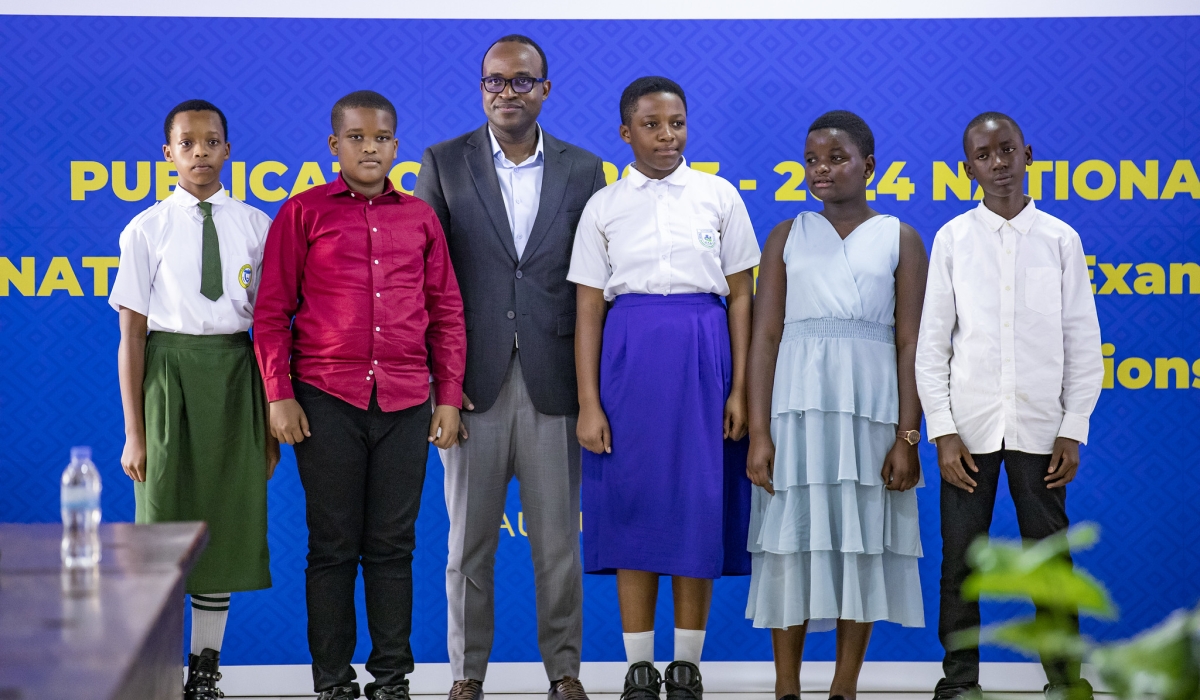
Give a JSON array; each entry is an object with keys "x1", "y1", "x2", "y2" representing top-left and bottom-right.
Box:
[
  {"x1": 109, "y1": 186, "x2": 271, "y2": 334},
  {"x1": 567, "y1": 161, "x2": 760, "y2": 301}
]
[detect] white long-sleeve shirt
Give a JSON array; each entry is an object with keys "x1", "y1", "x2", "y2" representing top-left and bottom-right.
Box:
[{"x1": 915, "y1": 200, "x2": 1103, "y2": 455}]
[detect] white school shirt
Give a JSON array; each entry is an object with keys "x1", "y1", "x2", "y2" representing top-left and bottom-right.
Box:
[
  {"x1": 914, "y1": 200, "x2": 1103, "y2": 455},
  {"x1": 489, "y1": 125, "x2": 544, "y2": 259},
  {"x1": 567, "y1": 161, "x2": 760, "y2": 300},
  {"x1": 109, "y1": 186, "x2": 272, "y2": 334}
]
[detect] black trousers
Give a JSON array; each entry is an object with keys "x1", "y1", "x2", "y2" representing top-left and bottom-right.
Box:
[
  {"x1": 938, "y1": 448, "x2": 1080, "y2": 692},
  {"x1": 293, "y1": 381, "x2": 429, "y2": 694}
]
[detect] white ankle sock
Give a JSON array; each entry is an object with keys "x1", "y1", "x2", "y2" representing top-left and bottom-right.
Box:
[
  {"x1": 674, "y1": 628, "x2": 706, "y2": 665},
  {"x1": 190, "y1": 593, "x2": 231, "y2": 654},
  {"x1": 623, "y1": 630, "x2": 655, "y2": 665}
]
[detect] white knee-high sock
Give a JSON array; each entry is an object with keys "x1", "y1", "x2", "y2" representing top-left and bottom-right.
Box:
[
  {"x1": 674, "y1": 628, "x2": 706, "y2": 665},
  {"x1": 623, "y1": 630, "x2": 655, "y2": 666},
  {"x1": 190, "y1": 593, "x2": 231, "y2": 654}
]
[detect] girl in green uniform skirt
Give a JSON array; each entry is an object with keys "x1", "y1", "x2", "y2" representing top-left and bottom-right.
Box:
[{"x1": 111, "y1": 100, "x2": 276, "y2": 700}]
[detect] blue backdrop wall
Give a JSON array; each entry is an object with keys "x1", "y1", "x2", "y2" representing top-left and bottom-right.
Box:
[{"x1": 0, "y1": 14, "x2": 1197, "y2": 667}]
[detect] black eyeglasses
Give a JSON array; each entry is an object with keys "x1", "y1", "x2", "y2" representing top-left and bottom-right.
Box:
[{"x1": 481, "y1": 76, "x2": 546, "y2": 94}]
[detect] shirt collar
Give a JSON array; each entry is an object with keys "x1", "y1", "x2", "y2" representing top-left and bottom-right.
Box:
[
  {"x1": 974, "y1": 197, "x2": 1038, "y2": 234},
  {"x1": 167, "y1": 185, "x2": 229, "y2": 211},
  {"x1": 327, "y1": 172, "x2": 399, "y2": 199},
  {"x1": 489, "y1": 124, "x2": 544, "y2": 167},
  {"x1": 626, "y1": 158, "x2": 691, "y2": 189}
]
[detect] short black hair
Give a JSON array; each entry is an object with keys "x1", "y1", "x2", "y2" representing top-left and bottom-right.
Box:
[
  {"x1": 620, "y1": 76, "x2": 687, "y2": 126},
  {"x1": 807, "y1": 110, "x2": 874, "y2": 158},
  {"x1": 164, "y1": 100, "x2": 227, "y2": 143},
  {"x1": 963, "y1": 111, "x2": 1025, "y2": 151},
  {"x1": 481, "y1": 34, "x2": 548, "y2": 79},
  {"x1": 331, "y1": 90, "x2": 398, "y2": 134}
]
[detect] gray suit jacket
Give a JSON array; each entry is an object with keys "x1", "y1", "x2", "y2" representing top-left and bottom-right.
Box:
[{"x1": 414, "y1": 125, "x2": 606, "y2": 415}]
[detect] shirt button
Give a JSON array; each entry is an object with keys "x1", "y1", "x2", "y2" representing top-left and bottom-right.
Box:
[
  {"x1": 369, "y1": 370, "x2": 374, "y2": 375},
  {"x1": 516, "y1": 270, "x2": 523, "y2": 279},
  {"x1": 374, "y1": 360, "x2": 379, "y2": 365},
  {"x1": 376, "y1": 293, "x2": 381, "y2": 297},
  {"x1": 1005, "y1": 285, "x2": 1011, "y2": 290},
  {"x1": 373, "y1": 227, "x2": 378, "y2": 232},
  {"x1": 507, "y1": 311, "x2": 515, "y2": 319},
  {"x1": 661, "y1": 255, "x2": 666, "y2": 260},
  {"x1": 374, "y1": 259, "x2": 379, "y2": 265},
  {"x1": 375, "y1": 326, "x2": 380, "y2": 331}
]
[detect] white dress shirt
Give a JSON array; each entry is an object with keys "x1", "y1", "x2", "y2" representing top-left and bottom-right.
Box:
[
  {"x1": 489, "y1": 125, "x2": 544, "y2": 259},
  {"x1": 915, "y1": 200, "x2": 1103, "y2": 455},
  {"x1": 109, "y1": 186, "x2": 272, "y2": 334},
  {"x1": 567, "y1": 161, "x2": 760, "y2": 300}
]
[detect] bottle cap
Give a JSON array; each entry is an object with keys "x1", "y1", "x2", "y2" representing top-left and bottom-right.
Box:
[{"x1": 70, "y1": 446, "x2": 92, "y2": 462}]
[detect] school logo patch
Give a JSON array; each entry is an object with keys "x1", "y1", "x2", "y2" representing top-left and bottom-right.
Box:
[
  {"x1": 239, "y1": 264, "x2": 253, "y2": 289},
  {"x1": 696, "y1": 228, "x2": 717, "y2": 249}
]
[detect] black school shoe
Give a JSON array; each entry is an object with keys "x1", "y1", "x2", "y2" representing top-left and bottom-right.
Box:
[
  {"x1": 1045, "y1": 679, "x2": 1095, "y2": 700},
  {"x1": 664, "y1": 660, "x2": 703, "y2": 699},
  {"x1": 621, "y1": 661, "x2": 662, "y2": 699},
  {"x1": 184, "y1": 648, "x2": 224, "y2": 700},
  {"x1": 318, "y1": 683, "x2": 361, "y2": 700},
  {"x1": 932, "y1": 680, "x2": 982, "y2": 700}
]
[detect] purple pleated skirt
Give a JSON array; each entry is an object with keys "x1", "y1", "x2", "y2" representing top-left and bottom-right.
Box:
[{"x1": 583, "y1": 293, "x2": 751, "y2": 579}]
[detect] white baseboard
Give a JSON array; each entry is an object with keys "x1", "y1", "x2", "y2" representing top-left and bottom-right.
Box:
[{"x1": 220, "y1": 661, "x2": 1108, "y2": 696}]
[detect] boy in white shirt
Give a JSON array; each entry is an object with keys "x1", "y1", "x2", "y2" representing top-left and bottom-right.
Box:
[
  {"x1": 915, "y1": 112, "x2": 1103, "y2": 700},
  {"x1": 110, "y1": 100, "x2": 275, "y2": 700}
]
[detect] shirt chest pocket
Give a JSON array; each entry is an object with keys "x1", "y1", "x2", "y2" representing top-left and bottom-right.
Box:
[
  {"x1": 386, "y1": 226, "x2": 427, "y2": 289},
  {"x1": 1024, "y1": 266, "x2": 1062, "y2": 315}
]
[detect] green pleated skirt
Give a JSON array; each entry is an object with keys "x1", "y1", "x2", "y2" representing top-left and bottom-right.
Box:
[{"x1": 137, "y1": 331, "x2": 271, "y2": 594}]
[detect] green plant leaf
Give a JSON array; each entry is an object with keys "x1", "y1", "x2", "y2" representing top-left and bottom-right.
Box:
[
  {"x1": 950, "y1": 617, "x2": 1091, "y2": 660},
  {"x1": 1091, "y1": 607, "x2": 1200, "y2": 700},
  {"x1": 962, "y1": 562, "x2": 1115, "y2": 617}
]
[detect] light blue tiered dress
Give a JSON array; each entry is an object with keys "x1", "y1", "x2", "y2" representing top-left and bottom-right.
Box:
[{"x1": 746, "y1": 212, "x2": 924, "y2": 631}]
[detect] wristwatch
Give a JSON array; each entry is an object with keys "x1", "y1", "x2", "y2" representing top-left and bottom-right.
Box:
[{"x1": 897, "y1": 429, "x2": 921, "y2": 446}]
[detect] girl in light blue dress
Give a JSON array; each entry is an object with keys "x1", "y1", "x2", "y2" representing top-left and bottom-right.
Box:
[{"x1": 744, "y1": 111, "x2": 928, "y2": 700}]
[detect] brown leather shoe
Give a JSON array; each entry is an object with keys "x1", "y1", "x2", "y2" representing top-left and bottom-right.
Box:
[
  {"x1": 448, "y1": 679, "x2": 483, "y2": 700},
  {"x1": 549, "y1": 676, "x2": 589, "y2": 700}
]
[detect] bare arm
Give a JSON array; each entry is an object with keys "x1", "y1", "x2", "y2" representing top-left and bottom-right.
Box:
[
  {"x1": 724, "y1": 270, "x2": 753, "y2": 440},
  {"x1": 575, "y1": 284, "x2": 610, "y2": 454},
  {"x1": 118, "y1": 307, "x2": 148, "y2": 482},
  {"x1": 745, "y1": 220, "x2": 792, "y2": 494},
  {"x1": 882, "y1": 223, "x2": 929, "y2": 491}
]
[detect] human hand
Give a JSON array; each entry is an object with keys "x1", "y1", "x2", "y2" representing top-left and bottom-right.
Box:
[
  {"x1": 121, "y1": 432, "x2": 147, "y2": 482},
  {"x1": 458, "y1": 391, "x2": 473, "y2": 440},
  {"x1": 577, "y1": 401, "x2": 612, "y2": 454},
  {"x1": 935, "y1": 433, "x2": 978, "y2": 493},
  {"x1": 1045, "y1": 437, "x2": 1080, "y2": 488},
  {"x1": 882, "y1": 439, "x2": 921, "y2": 491},
  {"x1": 429, "y1": 405, "x2": 461, "y2": 449},
  {"x1": 270, "y1": 398, "x2": 311, "y2": 445},
  {"x1": 266, "y1": 436, "x2": 280, "y2": 480},
  {"x1": 746, "y1": 431, "x2": 775, "y2": 495},
  {"x1": 724, "y1": 390, "x2": 749, "y2": 441}
]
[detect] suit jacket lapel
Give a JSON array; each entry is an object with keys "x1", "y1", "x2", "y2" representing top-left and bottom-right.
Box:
[
  {"x1": 520, "y1": 131, "x2": 571, "y2": 265},
  {"x1": 465, "y1": 125, "x2": 519, "y2": 264}
]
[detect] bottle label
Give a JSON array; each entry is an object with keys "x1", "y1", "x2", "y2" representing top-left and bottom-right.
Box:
[{"x1": 61, "y1": 486, "x2": 99, "y2": 511}]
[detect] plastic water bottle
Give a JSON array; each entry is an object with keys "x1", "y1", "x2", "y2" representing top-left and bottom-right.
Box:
[{"x1": 61, "y1": 446, "x2": 102, "y2": 568}]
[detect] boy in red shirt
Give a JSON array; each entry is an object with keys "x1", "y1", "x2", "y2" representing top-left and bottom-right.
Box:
[{"x1": 254, "y1": 90, "x2": 465, "y2": 700}]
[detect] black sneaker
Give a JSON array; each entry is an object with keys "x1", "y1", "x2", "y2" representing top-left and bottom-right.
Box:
[
  {"x1": 621, "y1": 661, "x2": 662, "y2": 700},
  {"x1": 370, "y1": 684, "x2": 411, "y2": 700},
  {"x1": 779, "y1": 696, "x2": 800, "y2": 700},
  {"x1": 663, "y1": 660, "x2": 703, "y2": 700},
  {"x1": 1045, "y1": 679, "x2": 1095, "y2": 700},
  {"x1": 184, "y1": 648, "x2": 224, "y2": 700},
  {"x1": 932, "y1": 680, "x2": 982, "y2": 700},
  {"x1": 318, "y1": 684, "x2": 360, "y2": 700}
]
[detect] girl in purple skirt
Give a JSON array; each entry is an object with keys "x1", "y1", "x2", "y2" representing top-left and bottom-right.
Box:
[{"x1": 568, "y1": 76, "x2": 761, "y2": 700}]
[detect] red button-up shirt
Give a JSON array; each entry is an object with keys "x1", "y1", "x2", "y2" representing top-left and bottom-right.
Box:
[{"x1": 254, "y1": 175, "x2": 465, "y2": 412}]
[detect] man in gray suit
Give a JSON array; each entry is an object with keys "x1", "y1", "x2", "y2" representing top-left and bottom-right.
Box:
[{"x1": 414, "y1": 34, "x2": 606, "y2": 700}]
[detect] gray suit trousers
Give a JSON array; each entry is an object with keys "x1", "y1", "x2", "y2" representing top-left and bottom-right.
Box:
[{"x1": 440, "y1": 352, "x2": 583, "y2": 682}]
